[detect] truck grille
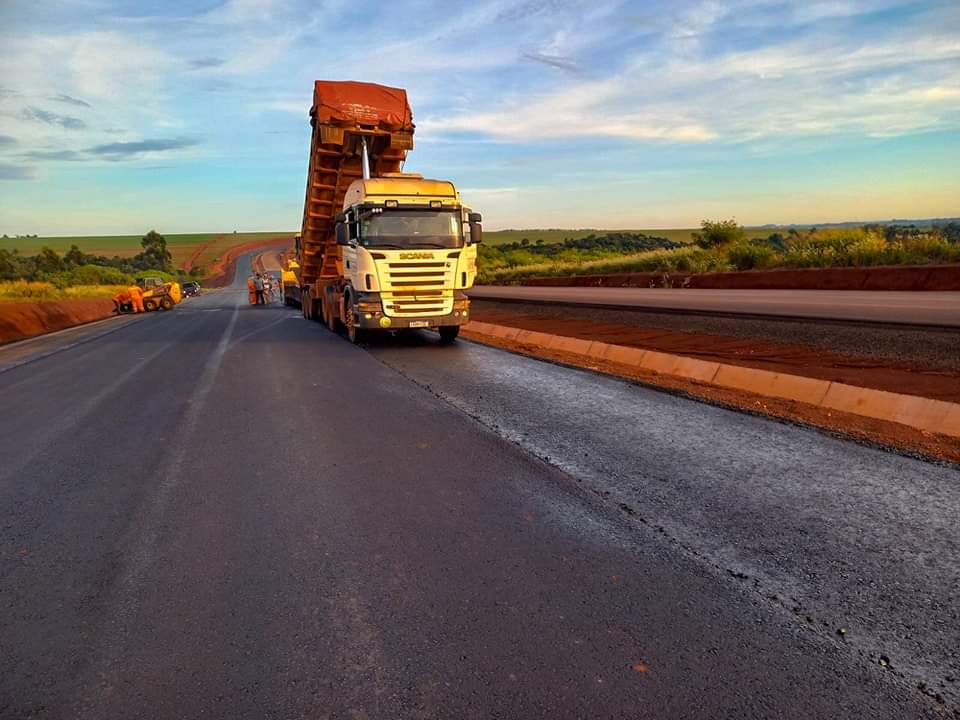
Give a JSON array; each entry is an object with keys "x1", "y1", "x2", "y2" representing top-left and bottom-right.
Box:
[{"x1": 378, "y1": 259, "x2": 455, "y2": 317}]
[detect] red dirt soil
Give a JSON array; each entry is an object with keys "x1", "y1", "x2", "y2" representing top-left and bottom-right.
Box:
[
  {"x1": 181, "y1": 240, "x2": 210, "y2": 271},
  {"x1": 471, "y1": 306, "x2": 960, "y2": 403},
  {"x1": 521, "y1": 264, "x2": 960, "y2": 291},
  {"x1": 204, "y1": 237, "x2": 292, "y2": 287},
  {"x1": 462, "y1": 328, "x2": 960, "y2": 465},
  {"x1": 0, "y1": 298, "x2": 116, "y2": 345}
]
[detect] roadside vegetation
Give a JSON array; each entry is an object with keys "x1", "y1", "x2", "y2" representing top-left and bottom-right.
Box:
[
  {"x1": 478, "y1": 220, "x2": 960, "y2": 284},
  {"x1": 0, "y1": 230, "x2": 188, "y2": 302}
]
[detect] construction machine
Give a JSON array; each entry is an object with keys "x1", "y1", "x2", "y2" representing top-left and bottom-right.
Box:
[{"x1": 137, "y1": 277, "x2": 181, "y2": 311}]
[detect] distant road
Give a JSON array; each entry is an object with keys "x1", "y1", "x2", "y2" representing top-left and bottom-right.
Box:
[{"x1": 469, "y1": 286, "x2": 960, "y2": 327}]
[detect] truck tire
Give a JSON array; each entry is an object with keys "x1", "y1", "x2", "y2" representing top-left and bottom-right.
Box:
[
  {"x1": 438, "y1": 326, "x2": 460, "y2": 343},
  {"x1": 345, "y1": 307, "x2": 365, "y2": 344},
  {"x1": 302, "y1": 289, "x2": 312, "y2": 320},
  {"x1": 143, "y1": 298, "x2": 158, "y2": 312},
  {"x1": 160, "y1": 297, "x2": 175, "y2": 311},
  {"x1": 324, "y1": 294, "x2": 338, "y2": 332}
]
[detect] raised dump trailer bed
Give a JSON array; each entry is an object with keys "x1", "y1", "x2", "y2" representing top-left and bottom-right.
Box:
[{"x1": 294, "y1": 80, "x2": 482, "y2": 343}]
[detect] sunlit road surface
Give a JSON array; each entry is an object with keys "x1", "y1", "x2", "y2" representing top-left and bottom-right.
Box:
[
  {"x1": 0, "y1": 256, "x2": 955, "y2": 718},
  {"x1": 469, "y1": 285, "x2": 960, "y2": 326}
]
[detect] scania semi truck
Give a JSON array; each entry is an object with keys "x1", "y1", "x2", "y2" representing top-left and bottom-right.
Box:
[{"x1": 292, "y1": 80, "x2": 482, "y2": 343}]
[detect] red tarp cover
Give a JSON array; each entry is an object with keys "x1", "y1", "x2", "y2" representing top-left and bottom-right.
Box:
[{"x1": 312, "y1": 80, "x2": 413, "y2": 131}]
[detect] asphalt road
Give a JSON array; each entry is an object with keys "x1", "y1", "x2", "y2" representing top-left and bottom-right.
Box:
[
  {"x1": 1, "y1": 257, "x2": 955, "y2": 718},
  {"x1": 468, "y1": 286, "x2": 960, "y2": 327}
]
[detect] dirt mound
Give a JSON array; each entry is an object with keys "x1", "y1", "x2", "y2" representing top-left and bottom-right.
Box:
[
  {"x1": 521, "y1": 264, "x2": 960, "y2": 291},
  {"x1": 0, "y1": 298, "x2": 116, "y2": 345},
  {"x1": 204, "y1": 237, "x2": 292, "y2": 287}
]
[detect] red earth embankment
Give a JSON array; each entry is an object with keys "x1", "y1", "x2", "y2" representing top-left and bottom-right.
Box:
[
  {"x1": 521, "y1": 264, "x2": 960, "y2": 290},
  {"x1": 0, "y1": 298, "x2": 116, "y2": 345},
  {"x1": 204, "y1": 237, "x2": 293, "y2": 287},
  {"x1": 470, "y1": 304, "x2": 960, "y2": 403}
]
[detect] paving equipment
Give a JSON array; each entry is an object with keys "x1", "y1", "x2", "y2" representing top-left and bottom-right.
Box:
[
  {"x1": 282, "y1": 255, "x2": 300, "y2": 307},
  {"x1": 293, "y1": 80, "x2": 482, "y2": 343}
]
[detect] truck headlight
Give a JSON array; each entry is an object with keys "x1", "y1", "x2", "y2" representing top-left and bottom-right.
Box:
[{"x1": 358, "y1": 301, "x2": 382, "y2": 312}]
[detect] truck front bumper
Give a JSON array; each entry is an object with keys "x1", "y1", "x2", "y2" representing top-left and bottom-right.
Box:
[
  {"x1": 355, "y1": 308, "x2": 470, "y2": 330},
  {"x1": 353, "y1": 292, "x2": 470, "y2": 330}
]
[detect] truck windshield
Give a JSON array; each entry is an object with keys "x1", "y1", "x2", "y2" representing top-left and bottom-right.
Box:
[{"x1": 360, "y1": 210, "x2": 462, "y2": 249}]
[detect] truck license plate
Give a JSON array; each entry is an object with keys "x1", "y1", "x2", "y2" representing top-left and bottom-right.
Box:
[{"x1": 409, "y1": 320, "x2": 430, "y2": 328}]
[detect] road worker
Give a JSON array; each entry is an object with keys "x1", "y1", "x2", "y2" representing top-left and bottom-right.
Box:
[
  {"x1": 247, "y1": 275, "x2": 257, "y2": 305},
  {"x1": 254, "y1": 273, "x2": 265, "y2": 305},
  {"x1": 112, "y1": 289, "x2": 132, "y2": 314},
  {"x1": 127, "y1": 284, "x2": 145, "y2": 313}
]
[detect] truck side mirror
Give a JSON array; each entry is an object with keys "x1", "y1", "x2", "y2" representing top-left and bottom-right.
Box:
[
  {"x1": 335, "y1": 212, "x2": 347, "y2": 223},
  {"x1": 468, "y1": 213, "x2": 482, "y2": 245},
  {"x1": 336, "y1": 222, "x2": 350, "y2": 246}
]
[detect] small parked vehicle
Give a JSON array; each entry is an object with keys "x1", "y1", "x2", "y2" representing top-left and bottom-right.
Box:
[{"x1": 181, "y1": 281, "x2": 201, "y2": 297}]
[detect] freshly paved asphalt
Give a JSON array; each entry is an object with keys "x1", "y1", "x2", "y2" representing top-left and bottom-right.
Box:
[
  {"x1": 468, "y1": 286, "x2": 960, "y2": 326},
  {"x1": 1, "y1": 256, "x2": 954, "y2": 718}
]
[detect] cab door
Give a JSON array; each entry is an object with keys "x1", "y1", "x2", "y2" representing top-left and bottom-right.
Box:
[{"x1": 342, "y1": 212, "x2": 361, "y2": 287}]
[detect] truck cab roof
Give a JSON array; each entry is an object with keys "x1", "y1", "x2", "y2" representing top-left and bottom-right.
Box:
[{"x1": 342, "y1": 177, "x2": 459, "y2": 210}]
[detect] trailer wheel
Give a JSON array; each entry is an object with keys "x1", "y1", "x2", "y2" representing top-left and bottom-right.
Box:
[
  {"x1": 438, "y1": 326, "x2": 460, "y2": 343},
  {"x1": 160, "y1": 297, "x2": 175, "y2": 311},
  {"x1": 324, "y1": 294, "x2": 338, "y2": 332},
  {"x1": 302, "y1": 289, "x2": 312, "y2": 319}
]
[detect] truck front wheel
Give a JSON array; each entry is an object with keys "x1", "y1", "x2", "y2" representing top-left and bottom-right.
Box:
[
  {"x1": 343, "y1": 298, "x2": 366, "y2": 343},
  {"x1": 438, "y1": 326, "x2": 460, "y2": 343}
]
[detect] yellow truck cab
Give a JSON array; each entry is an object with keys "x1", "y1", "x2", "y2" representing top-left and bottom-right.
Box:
[{"x1": 333, "y1": 174, "x2": 480, "y2": 341}]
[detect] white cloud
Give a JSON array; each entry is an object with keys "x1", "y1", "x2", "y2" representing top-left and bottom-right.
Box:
[
  {"x1": 201, "y1": 0, "x2": 284, "y2": 25},
  {"x1": 421, "y1": 15, "x2": 960, "y2": 145}
]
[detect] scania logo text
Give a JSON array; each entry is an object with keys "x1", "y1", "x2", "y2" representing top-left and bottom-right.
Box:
[{"x1": 399, "y1": 252, "x2": 435, "y2": 260}]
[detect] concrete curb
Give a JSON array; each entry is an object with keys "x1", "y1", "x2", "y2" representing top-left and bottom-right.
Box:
[{"x1": 464, "y1": 321, "x2": 960, "y2": 440}]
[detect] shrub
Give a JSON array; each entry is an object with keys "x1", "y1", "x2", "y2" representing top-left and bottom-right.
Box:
[
  {"x1": 693, "y1": 219, "x2": 746, "y2": 249},
  {"x1": 727, "y1": 240, "x2": 776, "y2": 270}
]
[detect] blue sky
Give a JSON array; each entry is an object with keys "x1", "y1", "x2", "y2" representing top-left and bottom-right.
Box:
[{"x1": 0, "y1": 0, "x2": 958, "y2": 235}]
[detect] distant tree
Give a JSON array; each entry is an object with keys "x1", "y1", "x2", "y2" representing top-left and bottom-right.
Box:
[
  {"x1": 134, "y1": 230, "x2": 172, "y2": 271},
  {"x1": 693, "y1": 219, "x2": 747, "y2": 249},
  {"x1": 766, "y1": 232, "x2": 786, "y2": 251},
  {"x1": 35, "y1": 246, "x2": 64, "y2": 275},
  {"x1": 64, "y1": 244, "x2": 87, "y2": 266},
  {"x1": 521, "y1": 238, "x2": 530, "y2": 246},
  {"x1": 942, "y1": 222, "x2": 960, "y2": 244},
  {"x1": 0, "y1": 248, "x2": 20, "y2": 279}
]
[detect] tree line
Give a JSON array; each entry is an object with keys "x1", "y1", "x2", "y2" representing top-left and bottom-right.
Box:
[{"x1": 0, "y1": 230, "x2": 197, "y2": 285}]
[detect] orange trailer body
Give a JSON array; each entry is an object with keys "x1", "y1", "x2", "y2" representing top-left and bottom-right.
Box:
[{"x1": 297, "y1": 81, "x2": 414, "y2": 295}]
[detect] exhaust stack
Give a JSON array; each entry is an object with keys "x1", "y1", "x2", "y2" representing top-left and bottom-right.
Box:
[{"x1": 361, "y1": 138, "x2": 371, "y2": 180}]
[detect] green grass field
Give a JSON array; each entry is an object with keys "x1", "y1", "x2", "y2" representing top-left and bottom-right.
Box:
[
  {"x1": 483, "y1": 228, "x2": 772, "y2": 246},
  {"x1": 0, "y1": 232, "x2": 293, "y2": 270},
  {"x1": 3, "y1": 228, "x2": 774, "y2": 256}
]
